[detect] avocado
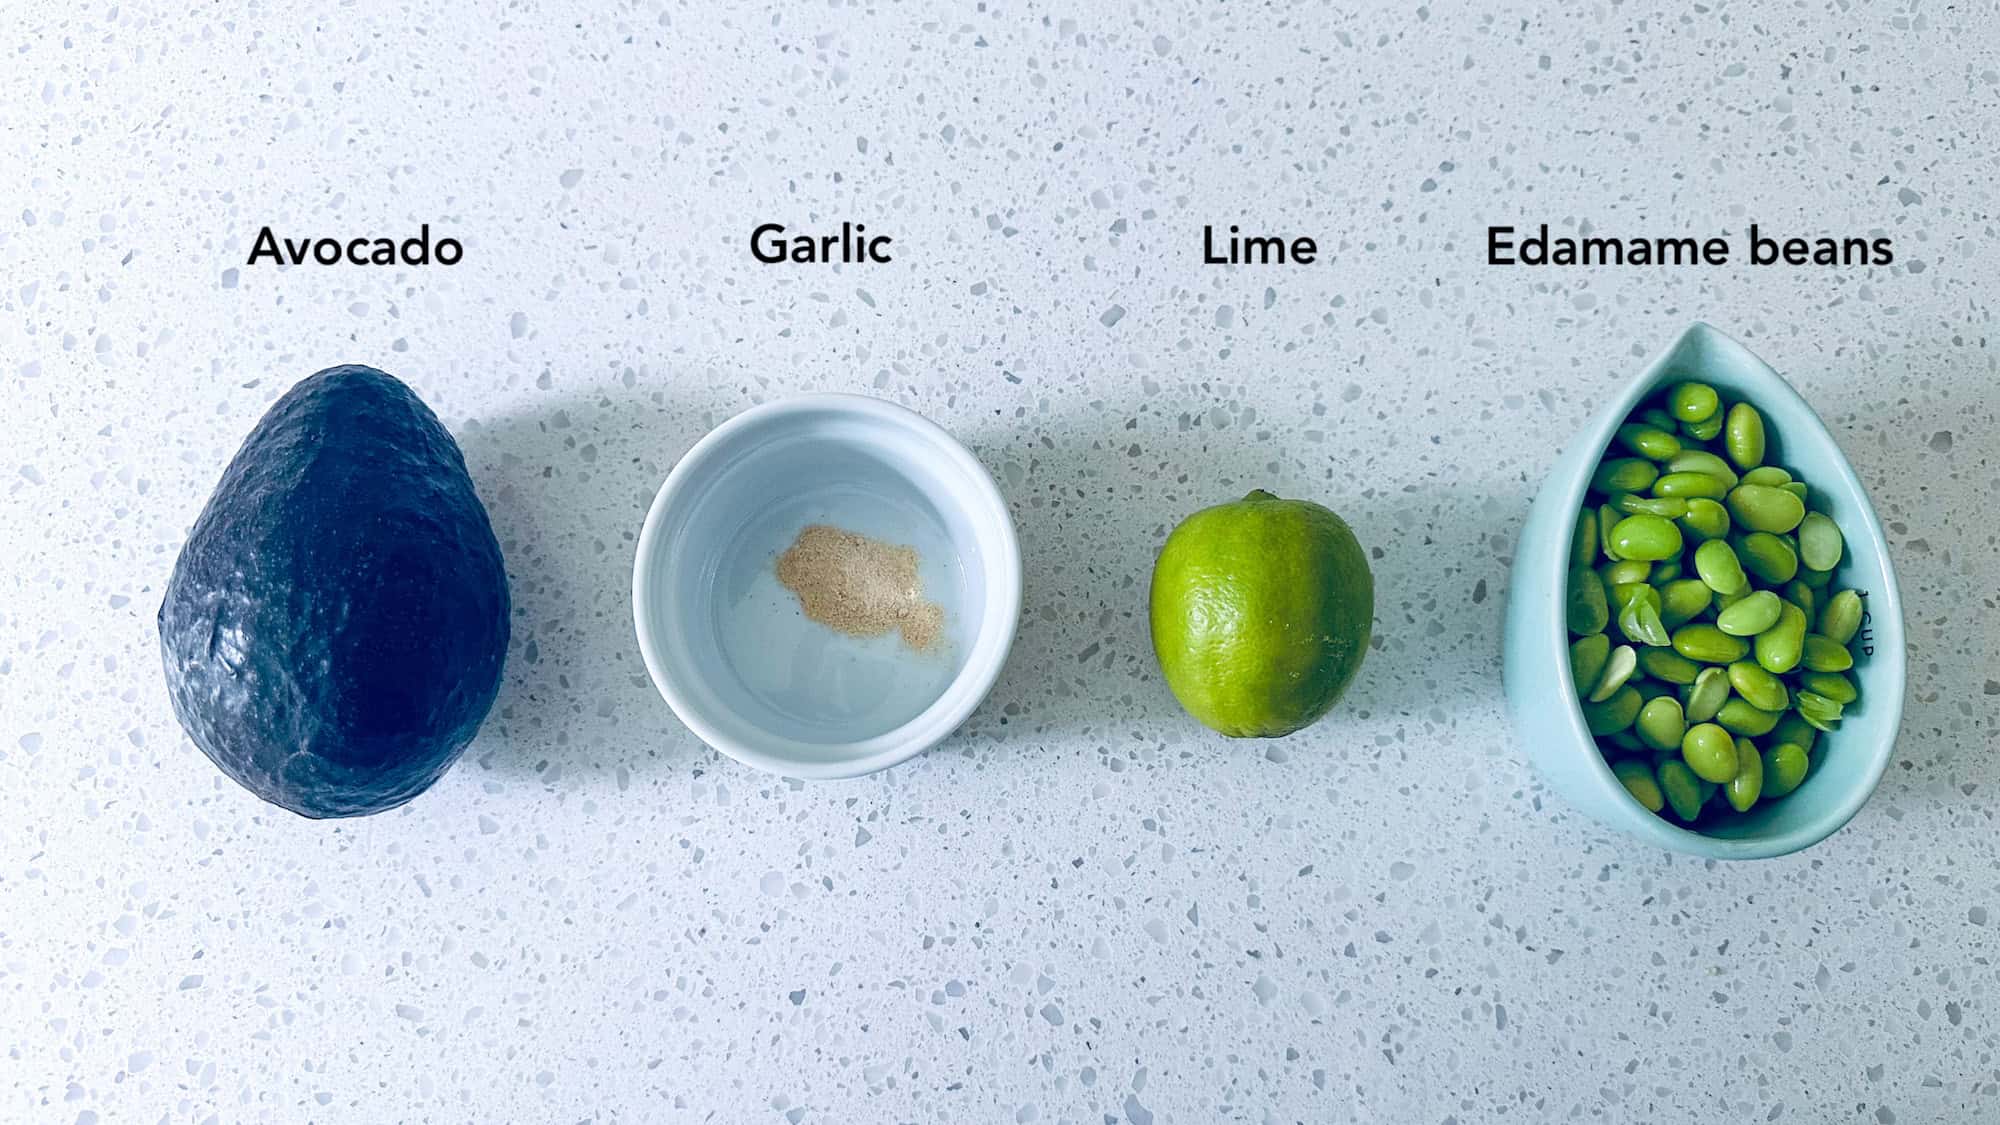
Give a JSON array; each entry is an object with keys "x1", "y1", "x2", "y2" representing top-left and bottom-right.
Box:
[{"x1": 159, "y1": 365, "x2": 509, "y2": 818}]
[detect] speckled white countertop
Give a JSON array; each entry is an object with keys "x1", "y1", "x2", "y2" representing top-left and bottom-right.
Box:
[{"x1": 5, "y1": 3, "x2": 1998, "y2": 1122}]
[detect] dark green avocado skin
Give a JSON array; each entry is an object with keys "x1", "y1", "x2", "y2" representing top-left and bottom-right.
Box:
[{"x1": 159, "y1": 365, "x2": 509, "y2": 818}]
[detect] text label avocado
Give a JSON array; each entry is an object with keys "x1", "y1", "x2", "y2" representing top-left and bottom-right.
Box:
[{"x1": 247, "y1": 224, "x2": 462, "y2": 267}]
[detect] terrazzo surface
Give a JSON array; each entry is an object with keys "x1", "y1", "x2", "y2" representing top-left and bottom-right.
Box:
[{"x1": 5, "y1": 2, "x2": 1999, "y2": 1122}]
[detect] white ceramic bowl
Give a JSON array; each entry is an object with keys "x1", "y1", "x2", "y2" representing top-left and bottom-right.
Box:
[{"x1": 633, "y1": 394, "x2": 1021, "y2": 778}]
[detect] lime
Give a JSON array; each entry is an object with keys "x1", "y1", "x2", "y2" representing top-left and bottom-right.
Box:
[{"x1": 1148, "y1": 490, "x2": 1373, "y2": 737}]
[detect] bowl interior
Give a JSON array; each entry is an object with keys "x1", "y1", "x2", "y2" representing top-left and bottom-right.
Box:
[
  {"x1": 1541, "y1": 324, "x2": 1905, "y2": 856},
  {"x1": 637, "y1": 399, "x2": 1012, "y2": 767}
]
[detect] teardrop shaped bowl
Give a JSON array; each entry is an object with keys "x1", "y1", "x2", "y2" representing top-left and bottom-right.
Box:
[{"x1": 1503, "y1": 322, "x2": 1906, "y2": 858}]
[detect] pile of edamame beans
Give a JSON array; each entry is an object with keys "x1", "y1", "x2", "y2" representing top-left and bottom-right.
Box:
[{"x1": 1567, "y1": 380, "x2": 1865, "y2": 826}]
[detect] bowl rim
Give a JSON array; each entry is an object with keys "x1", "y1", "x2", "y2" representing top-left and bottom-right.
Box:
[
  {"x1": 631, "y1": 392, "x2": 1022, "y2": 779},
  {"x1": 1535, "y1": 321, "x2": 1906, "y2": 858}
]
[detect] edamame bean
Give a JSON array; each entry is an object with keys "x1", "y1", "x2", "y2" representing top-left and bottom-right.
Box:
[
  {"x1": 1657, "y1": 760, "x2": 1703, "y2": 821},
  {"x1": 1609, "y1": 582, "x2": 1650, "y2": 613},
  {"x1": 1653, "y1": 471, "x2": 1732, "y2": 500},
  {"x1": 1678, "y1": 498, "x2": 1732, "y2": 542},
  {"x1": 1715, "y1": 590, "x2": 1782, "y2": 636},
  {"x1": 1568, "y1": 508, "x2": 1600, "y2": 564},
  {"x1": 1795, "y1": 512, "x2": 1842, "y2": 571},
  {"x1": 1669, "y1": 381, "x2": 1720, "y2": 423},
  {"x1": 1801, "y1": 633, "x2": 1853, "y2": 672},
  {"x1": 1794, "y1": 690, "x2": 1844, "y2": 733},
  {"x1": 1583, "y1": 683, "x2": 1643, "y2": 735},
  {"x1": 1672, "y1": 623, "x2": 1749, "y2": 664},
  {"x1": 1770, "y1": 714, "x2": 1817, "y2": 755},
  {"x1": 1784, "y1": 580, "x2": 1817, "y2": 626},
  {"x1": 1614, "y1": 759, "x2": 1666, "y2": 812},
  {"x1": 1684, "y1": 666, "x2": 1730, "y2": 722},
  {"x1": 1589, "y1": 644, "x2": 1638, "y2": 703},
  {"x1": 1682, "y1": 412, "x2": 1724, "y2": 441},
  {"x1": 1724, "y1": 402, "x2": 1766, "y2": 469},
  {"x1": 1798, "y1": 564, "x2": 1833, "y2": 589},
  {"x1": 1610, "y1": 514, "x2": 1683, "y2": 561},
  {"x1": 1639, "y1": 647, "x2": 1701, "y2": 685},
  {"x1": 1658, "y1": 579, "x2": 1713, "y2": 628},
  {"x1": 1637, "y1": 696, "x2": 1686, "y2": 752},
  {"x1": 1618, "y1": 590, "x2": 1672, "y2": 648},
  {"x1": 1762, "y1": 743, "x2": 1809, "y2": 798},
  {"x1": 1726, "y1": 483, "x2": 1806, "y2": 534},
  {"x1": 1716, "y1": 697, "x2": 1782, "y2": 737},
  {"x1": 1693, "y1": 539, "x2": 1749, "y2": 596},
  {"x1": 1667, "y1": 449, "x2": 1738, "y2": 489},
  {"x1": 1617, "y1": 423, "x2": 1682, "y2": 461},
  {"x1": 1800, "y1": 670, "x2": 1857, "y2": 705},
  {"x1": 1615, "y1": 493, "x2": 1689, "y2": 519},
  {"x1": 1779, "y1": 480, "x2": 1809, "y2": 502},
  {"x1": 1601, "y1": 558, "x2": 1652, "y2": 587},
  {"x1": 1570, "y1": 633, "x2": 1611, "y2": 694},
  {"x1": 1567, "y1": 566, "x2": 1609, "y2": 636},
  {"x1": 1740, "y1": 465, "x2": 1792, "y2": 488},
  {"x1": 1598, "y1": 503, "x2": 1624, "y2": 561},
  {"x1": 1725, "y1": 736, "x2": 1764, "y2": 811},
  {"x1": 1754, "y1": 602, "x2": 1807, "y2": 674},
  {"x1": 1681, "y1": 722, "x2": 1740, "y2": 783},
  {"x1": 1736, "y1": 531, "x2": 1798, "y2": 585},
  {"x1": 1594, "y1": 458, "x2": 1660, "y2": 494},
  {"x1": 1819, "y1": 590, "x2": 1863, "y2": 645},
  {"x1": 1726, "y1": 661, "x2": 1790, "y2": 712},
  {"x1": 1653, "y1": 558, "x2": 1683, "y2": 582}
]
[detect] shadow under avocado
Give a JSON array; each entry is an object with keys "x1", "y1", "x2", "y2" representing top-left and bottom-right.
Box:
[{"x1": 453, "y1": 375, "x2": 751, "y2": 780}]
